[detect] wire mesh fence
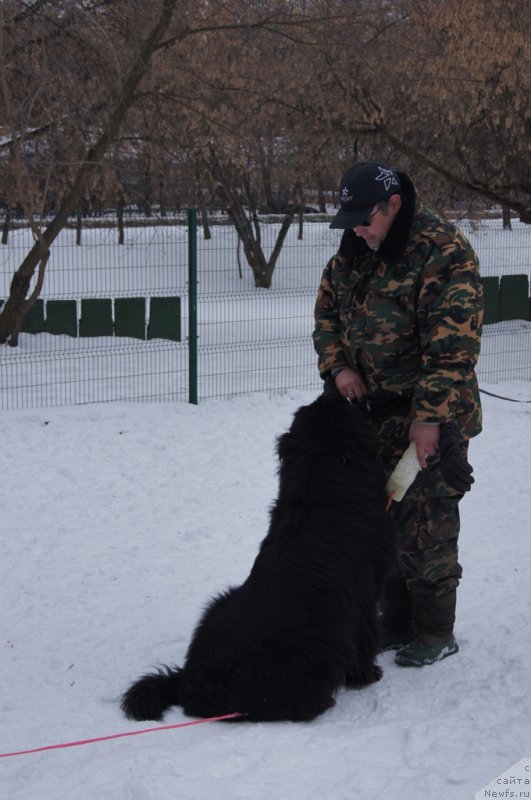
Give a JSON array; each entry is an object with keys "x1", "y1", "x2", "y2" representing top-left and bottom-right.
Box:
[
  {"x1": 0, "y1": 221, "x2": 190, "y2": 408},
  {"x1": 0, "y1": 213, "x2": 530, "y2": 410}
]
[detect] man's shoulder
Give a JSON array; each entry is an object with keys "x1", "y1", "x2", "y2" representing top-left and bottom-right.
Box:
[
  {"x1": 413, "y1": 206, "x2": 474, "y2": 254},
  {"x1": 414, "y1": 206, "x2": 457, "y2": 240}
]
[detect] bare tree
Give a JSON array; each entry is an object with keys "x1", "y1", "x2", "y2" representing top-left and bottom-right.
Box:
[
  {"x1": 263, "y1": 0, "x2": 530, "y2": 211},
  {"x1": 2, "y1": 0, "x2": 528, "y2": 340},
  {"x1": 0, "y1": 0, "x2": 181, "y2": 345},
  {"x1": 1, "y1": 0, "x2": 339, "y2": 338},
  {"x1": 140, "y1": 4, "x2": 325, "y2": 285}
]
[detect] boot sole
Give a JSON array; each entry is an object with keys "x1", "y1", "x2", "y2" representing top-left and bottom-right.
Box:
[{"x1": 395, "y1": 640, "x2": 459, "y2": 668}]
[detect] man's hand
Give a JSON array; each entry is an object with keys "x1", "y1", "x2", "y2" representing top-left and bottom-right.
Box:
[
  {"x1": 334, "y1": 367, "x2": 368, "y2": 402},
  {"x1": 409, "y1": 421, "x2": 439, "y2": 469}
]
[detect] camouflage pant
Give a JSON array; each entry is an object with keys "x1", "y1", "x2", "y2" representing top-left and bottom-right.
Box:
[{"x1": 364, "y1": 401, "x2": 464, "y2": 597}]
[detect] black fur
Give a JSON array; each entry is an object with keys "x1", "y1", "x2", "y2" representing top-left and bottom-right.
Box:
[{"x1": 121, "y1": 390, "x2": 396, "y2": 723}]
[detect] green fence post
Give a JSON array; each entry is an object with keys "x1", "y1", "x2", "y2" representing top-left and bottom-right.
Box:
[{"x1": 188, "y1": 208, "x2": 198, "y2": 404}]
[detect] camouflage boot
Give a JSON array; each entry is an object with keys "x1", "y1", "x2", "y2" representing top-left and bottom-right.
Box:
[{"x1": 395, "y1": 591, "x2": 458, "y2": 667}]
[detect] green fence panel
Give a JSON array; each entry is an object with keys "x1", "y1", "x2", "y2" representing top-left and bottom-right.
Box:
[
  {"x1": 79, "y1": 298, "x2": 113, "y2": 337},
  {"x1": 480, "y1": 277, "x2": 500, "y2": 325},
  {"x1": 45, "y1": 300, "x2": 78, "y2": 337},
  {"x1": 499, "y1": 274, "x2": 530, "y2": 321},
  {"x1": 147, "y1": 297, "x2": 181, "y2": 341},
  {"x1": 0, "y1": 299, "x2": 46, "y2": 333},
  {"x1": 114, "y1": 298, "x2": 146, "y2": 340},
  {"x1": 21, "y1": 299, "x2": 46, "y2": 333}
]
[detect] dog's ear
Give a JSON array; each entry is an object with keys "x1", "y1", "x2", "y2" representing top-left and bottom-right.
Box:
[{"x1": 276, "y1": 424, "x2": 326, "y2": 462}]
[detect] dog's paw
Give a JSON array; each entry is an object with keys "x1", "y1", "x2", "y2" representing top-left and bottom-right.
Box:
[
  {"x1": 370, "y1": 664, "x2": 383, "y2": 684},
  {"x1": 345, "y1": 662, "x2": 383, "y2": 688}
]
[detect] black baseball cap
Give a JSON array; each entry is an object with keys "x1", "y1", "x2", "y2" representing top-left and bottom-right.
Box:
[{"x1": 329, "y1": 161, "x2": 402, "y2": 229}]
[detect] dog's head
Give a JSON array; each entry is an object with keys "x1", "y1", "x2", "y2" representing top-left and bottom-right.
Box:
[{"x1": 276, "y1": 389, "x2": 385, "y2": 486}]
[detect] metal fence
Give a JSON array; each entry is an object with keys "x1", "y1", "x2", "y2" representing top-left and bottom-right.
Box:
[{"x1": 0, "y1": 212, "x2": 530, "y2": 410}]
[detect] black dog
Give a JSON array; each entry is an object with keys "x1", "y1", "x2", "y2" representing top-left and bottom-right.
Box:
[{"x1": 121, "y1": 389, "x2": 396, "y2": 723}]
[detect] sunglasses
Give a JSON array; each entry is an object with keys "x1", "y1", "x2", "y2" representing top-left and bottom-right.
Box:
[{"x1": 356, "y1": 206, "x2": 381, "y2": 228}]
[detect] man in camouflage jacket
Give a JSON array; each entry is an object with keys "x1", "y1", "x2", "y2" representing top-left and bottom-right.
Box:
[{"x1": 313, "y1": 161, "x2": 483, "y2": 667}]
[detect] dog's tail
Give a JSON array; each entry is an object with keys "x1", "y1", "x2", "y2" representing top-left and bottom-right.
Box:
[{"x1": 120, "y1": 666, "x2": 183, "y2": 721}]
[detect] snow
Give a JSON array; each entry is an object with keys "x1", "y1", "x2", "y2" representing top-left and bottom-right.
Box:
[{"x1": 1, "y1": 381, "x2": 531, "y2": 799}]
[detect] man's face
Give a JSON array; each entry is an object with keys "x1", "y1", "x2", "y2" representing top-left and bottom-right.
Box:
[{"x1": 352, "y1": 194, "x2": 402, "y2": 251}]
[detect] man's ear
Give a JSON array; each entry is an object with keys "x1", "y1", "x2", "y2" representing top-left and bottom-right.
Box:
[{"x1": 388, "y1": 193, "x2": 402, "y2": 214}]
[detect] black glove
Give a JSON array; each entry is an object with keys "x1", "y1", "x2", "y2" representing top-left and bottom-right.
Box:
[{"x1": 438, "y1": 422, "x2": 474, "y2": 493}]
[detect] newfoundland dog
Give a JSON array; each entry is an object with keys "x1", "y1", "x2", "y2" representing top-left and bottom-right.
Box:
[{"x1": 121, "y1": 386, "x2": 396, "y2": 723}]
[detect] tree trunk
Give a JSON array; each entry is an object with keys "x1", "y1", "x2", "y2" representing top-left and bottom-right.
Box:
[
  {"x1": 294, "y1": 182, "x2": 304, "y2": 240},
  {"x1": 2, "y1": 208, "x2": 11, "y2": 245},
  {"x1": 117, "y1": 194, "x2": 125, "y2": 245},
  {"x1": 0, "y1": 0, "x2": 178, "y2": 346},
  {"x1": 199, "y1": 205, "x2": 211, "y2": 240},
  {"x1": 259, "y1": 147, "x2": 276, "y2": 212},
  {"x1": 502, "y1": 206, "x2": 512, "y2": 230},
  {"x1": 159, "y1": 171, "x2": 166, "y2": 218},
  {"x1": 209, "y1": 155, "x2": 297, "y2": 288},
  {"x1": 317, "y1": 183, "x2": 326, "y2": 214}
]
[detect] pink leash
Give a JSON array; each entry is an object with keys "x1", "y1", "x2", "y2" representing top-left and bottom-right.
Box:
[{"x1": 0, "y1": 712, "x2": 244, "y2": 759}]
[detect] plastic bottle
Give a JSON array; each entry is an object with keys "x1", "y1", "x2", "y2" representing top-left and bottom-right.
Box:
[{"x1": 386, "y1": 441, "x2": 421, "y2": 503}]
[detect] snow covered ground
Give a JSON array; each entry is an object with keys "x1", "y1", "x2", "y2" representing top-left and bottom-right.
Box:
[{"x1": 1, "y1": 381, "x2": 530, "y2": 799}]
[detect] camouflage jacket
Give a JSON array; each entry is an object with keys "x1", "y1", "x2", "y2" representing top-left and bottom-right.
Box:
[{"x1": 313, "y1": 203, "x2": 483, "y2": 438}]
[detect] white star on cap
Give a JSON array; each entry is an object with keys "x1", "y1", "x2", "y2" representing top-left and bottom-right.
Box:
[{"x1": 375, "y1": 166, "x2": 399, "y2": 192}]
